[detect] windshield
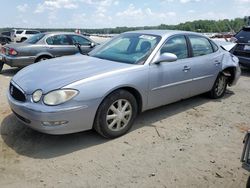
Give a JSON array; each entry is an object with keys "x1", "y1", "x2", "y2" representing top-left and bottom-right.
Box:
[
  {"x1": 235, "y1": 28, "x2": 250, "y2": 43},
  {"x1": 89, "y1": 33, "x2": 161, "y2": 64},
  {"x1": 25, "y1": 33, "x2": 45, "y2": 44}
]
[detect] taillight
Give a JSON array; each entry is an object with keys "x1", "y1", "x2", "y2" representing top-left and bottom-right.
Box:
[
  {"x1": 1, "y1": 47, "x2": 6, "y2": 54},
  {"x1": 8, "y1": 48, "x2": 18, "y2": 56}
]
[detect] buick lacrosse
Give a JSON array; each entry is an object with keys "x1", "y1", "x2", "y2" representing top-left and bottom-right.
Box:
[{"x1": 8, "y1": 30, "x2": 241, "y2": 138}]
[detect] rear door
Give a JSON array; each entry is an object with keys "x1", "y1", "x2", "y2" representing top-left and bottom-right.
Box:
[
  {"x1": 185, "y1": 35, "x2": 222, "y2": 97},
  {"x1": 45, "y1": 34, "x2": 76, "y2": 57}
]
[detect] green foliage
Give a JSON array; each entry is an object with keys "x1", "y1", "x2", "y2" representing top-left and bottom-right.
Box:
[{"x1": 0, "y1": 17, "x2": 247, "y2": 34}]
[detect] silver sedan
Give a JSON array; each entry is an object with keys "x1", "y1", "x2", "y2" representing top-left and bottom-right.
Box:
[
  {"x1": 0, "y1": 32, "x2": 97, "y2": 72},
  {"x1": 8, "y1": 30, "x2": 241, "y2": 138}
]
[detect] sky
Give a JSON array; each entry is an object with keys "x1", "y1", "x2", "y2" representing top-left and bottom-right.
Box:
[{"x1": 0, "y1": 0, "x2": 249, "y2": 29}]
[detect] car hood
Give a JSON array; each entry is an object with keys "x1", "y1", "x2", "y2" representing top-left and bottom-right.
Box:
[{"x1": 12, "y1": 54, "x2": 135, "y2": 94}]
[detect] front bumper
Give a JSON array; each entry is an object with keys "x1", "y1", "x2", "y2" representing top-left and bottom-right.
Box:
[
  {"x1": 7, "y1": 92, "x2": 99, "y2": 135},
  {"x1": 0, "y1": 54, "x2": 36, "y2": 67}
]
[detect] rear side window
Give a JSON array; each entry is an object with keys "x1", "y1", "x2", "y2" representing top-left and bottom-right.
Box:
[
  {"x1": 16, "y1": 31, "x2": 23, "y2": 34},
  {"x1": 189, "y1": 36, "x2": 213, "y2": 57},
  {"x1": 160, "y1": 35, "x2": 188, "y2": 59},
  {"x1": 25, "y1": 30, "x2": 39, "y2": 34},
  {"x1": 70, "y1": 35, "x2": 90, "y2": 45},
  {"x1": 46, "y1": 35, "x2": 71, "y2": 45}
]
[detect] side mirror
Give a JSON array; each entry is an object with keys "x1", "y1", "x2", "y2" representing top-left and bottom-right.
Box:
[
  {"x1": 90, "y1": 42, "x2": 95, "y2": 48},
  {"x1": 154, "y1": 53, "x2": 177, "y2": 64}
]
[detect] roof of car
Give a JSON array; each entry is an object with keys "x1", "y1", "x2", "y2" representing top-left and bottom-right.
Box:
[
  {"x1": 126, "y1": 30, "x2": 203, "y2": 37},
  {"x1": 43, "y1": 32, "x2": 82, "y2": 35}
]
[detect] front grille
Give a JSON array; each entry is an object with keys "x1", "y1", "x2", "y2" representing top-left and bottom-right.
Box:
[{"x1": 9, "y1": 82, "x2": 26, "y2": 102}]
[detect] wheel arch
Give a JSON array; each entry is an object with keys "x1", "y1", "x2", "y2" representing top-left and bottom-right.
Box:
[
  {"x1": 99, "y1": 86, "x2": 143, "y2": 114},
  {"x1": 221, "y1": 66, "x2": 237, "y2": 86},
  {"x1": 35, "y1": 54, "x2": 53, "y2": 62}
]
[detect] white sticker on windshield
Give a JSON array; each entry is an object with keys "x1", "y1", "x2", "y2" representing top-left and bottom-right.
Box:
[{"x1": 139, "y1": 35, "x2": 156, "y2": 40}]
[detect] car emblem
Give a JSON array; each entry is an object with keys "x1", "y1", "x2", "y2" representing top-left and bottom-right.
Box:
[{"x1": 10, "y1": 85, "x2": 14, "y2": 95}]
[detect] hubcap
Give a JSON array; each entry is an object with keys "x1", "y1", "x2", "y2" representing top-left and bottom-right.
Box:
[
  {"x1": 106, "y1": 99, "x2": 132, "y2": 131},
  {"x1": 39, "y1": 58, "x2": 48, "y2": 62},
  {"x1": 215, "y1": 76, "x2": 226, "y2": 96}
]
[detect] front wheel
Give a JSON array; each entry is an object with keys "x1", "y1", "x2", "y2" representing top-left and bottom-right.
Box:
[
  {"x1": 209, "y1": 73, "x2": 228, "y2": 99},
  {"x1": 94, "y1": 90, "x2": 138, "y2": 138}
]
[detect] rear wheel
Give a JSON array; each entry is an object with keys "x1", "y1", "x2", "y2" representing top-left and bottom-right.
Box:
[
  {"x1": 20, "y1": 38, "x2": 27, "y2": 42},
  {"x1": 209, "y1": 73, "x2": 228, "y2": 99},
  {"x1": 35, "y1": 56, "x2": 50, "y2": 62},
  {"x1": 94, "y1": 89, "x2": 138, "y2": 138}
]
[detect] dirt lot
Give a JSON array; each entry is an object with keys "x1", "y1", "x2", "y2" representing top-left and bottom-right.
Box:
[{"x1": 0, "y1": 64, "x2": 250, "y2": 188}]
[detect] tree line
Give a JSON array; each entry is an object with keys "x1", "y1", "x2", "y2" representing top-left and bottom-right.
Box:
[{"x1": 0, "y1": 17, "x2": 248, "y2": 35}]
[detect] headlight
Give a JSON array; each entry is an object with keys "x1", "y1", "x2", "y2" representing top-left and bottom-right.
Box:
[
  {"x1": 32, "y1": 89, "x2": 43, "y2": 103},
  {"x1": 43, "y1": 89, "x2": 78, "y2": 106}
]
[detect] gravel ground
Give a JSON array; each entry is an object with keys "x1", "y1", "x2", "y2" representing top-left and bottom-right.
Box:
[{"x1": 0, "y1": 64, "x2": 250, "y2": 188}]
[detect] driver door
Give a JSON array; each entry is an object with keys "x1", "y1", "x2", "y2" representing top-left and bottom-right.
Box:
[{"x1": 148, "y1": 35, "x2": 193, "y2": 109}]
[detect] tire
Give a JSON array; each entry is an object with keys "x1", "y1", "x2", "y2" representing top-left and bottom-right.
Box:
[
  {"x1": 20, "y1": 38, "x2": 27, "y2": 42},
  {"x1": 0, "y1": 61, "x2": 3, "y2": 73},
  {"x1": 35, "y1": 56, "x2": 50, "y2": 62},
  {"x1": 209, "y1": 73, "x2": 228, "y2": 99},
  {"x1": 94, "y1": 89, "x2": 138, "y2": 138}
]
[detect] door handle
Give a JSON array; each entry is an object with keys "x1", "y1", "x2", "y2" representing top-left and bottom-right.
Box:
[
  {"x1": 214, "y1": 60, "x2": 221, "y2": 66},
  {"x1": 183, "y1": 66, "x2": 191, "y2": 72}
]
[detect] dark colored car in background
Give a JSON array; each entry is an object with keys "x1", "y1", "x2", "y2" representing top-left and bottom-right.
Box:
[
  {"x1": 230, "y1": 26, "x2": 250, "y2": 67},
  {"x1": 0, "y1": 35, "x2": 11, "y2": 45},
  {"x1": 0, "y1": 32, "x2": 98, "y2": 72}
]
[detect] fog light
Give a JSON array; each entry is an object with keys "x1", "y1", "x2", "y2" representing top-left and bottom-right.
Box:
[{"x1": 41, "y1": 121, "x2": 68, "y2": 126}]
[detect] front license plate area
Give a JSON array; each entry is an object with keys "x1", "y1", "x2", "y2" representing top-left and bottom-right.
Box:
[{"x1": 244, "y1": 45, "x2": 250, "y2": 51}]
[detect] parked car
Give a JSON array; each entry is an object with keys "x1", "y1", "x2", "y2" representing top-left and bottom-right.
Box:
[
  {"x1": 7, "y1": 30, "x2": 240, "y2": 138},
  {"x1": 0, "y1": 32, "x2": 97, "y2": 72},
  {"x1": 10, "y1": 29, "x2": 40, "y2": 42},
  {"x1": 241, "y1": 130, "x2": 250, "y2": 187},
  {"x1": 0, "y1": 35, "x2": 11, "y2": 45},
  {"x1": 1, "y1": 31, "x2": 11, "y2": 37},
  {"x1": 230, "y1": 26, "x2": 250, "y2": 67}
]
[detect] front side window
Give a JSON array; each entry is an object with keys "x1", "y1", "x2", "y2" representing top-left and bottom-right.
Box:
[
  {"x1": 46, "y1": 35, "x2": 71, "y2": 45},
  {"x1": 189, "y1": 36, "x2": 213, "y2": 57},
  {"x1": 70, "y1": 35, "x2": 91, "y2": 45},
  {"x1": 160, "y1": 35, "x2": 188, "y2": 60},
  {"x1": 89, "y1": 33, "x2": 161, "y2": 64}
]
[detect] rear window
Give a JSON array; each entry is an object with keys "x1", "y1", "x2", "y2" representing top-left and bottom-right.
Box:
[
  {"x1": 16, "y1": 31, "x2": 23, "y2": 34},
  {"x1": 235, "y1": 28, "x2": 250, "y2": 43},
  {"x1": 25, "y1": 33, "x2": 45, "y2": 44}
]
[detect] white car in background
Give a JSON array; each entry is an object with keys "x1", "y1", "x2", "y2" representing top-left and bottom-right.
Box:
[{"x1": 10, "y1": 29, "x2": 40, "y2": 43}]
